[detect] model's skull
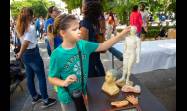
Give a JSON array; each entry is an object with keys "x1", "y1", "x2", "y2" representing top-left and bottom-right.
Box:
[
  {"x1": 130, "y1": 26, "x2": 137, "y2": 35},
  {"x1": 105, "y1": 69, "x2": 118, "y2": 83}
]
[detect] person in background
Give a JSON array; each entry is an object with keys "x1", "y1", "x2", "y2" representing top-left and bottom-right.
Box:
[
  {"x1": 15, "y1": 7, "x2": 56, "y2": 108},
  {"x1": 80, "y1": 0, "x2": 105, "y2": 77},
  {"x1": 44, "y1": 6, "x2": 61, "y2": 56},
  {"x1": 113, "y1": 13, "x2": 119, "y2": 35},
  {"x1": 105, "y1": 12, "x2": 116, "y2": 40},
  {"x1": 39, "y1": 16, "x2": 44, "y2": 40},
  {"x1": 99, "y1": 14, "x2": 106, "y2": 38},
  {"x1": 130, "y1": 5, "x2": 143, "y2": 38},
  {"x1": 35, "y1": 17, "x2": 40, "y2": 38},
  {"x1": 139, "y1": 3, "x2": 149, "y2": 40},
  {"x1": 47, "y1": 14, "x2": 65, "y2": 54},
  {"x1": 46, "y1": 14, "x2": 65, "y2": 93}
]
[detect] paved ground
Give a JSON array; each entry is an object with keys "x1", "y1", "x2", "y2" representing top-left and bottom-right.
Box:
[{"x1": 10, "y1": 40, "x2": 176, "y2": 111}]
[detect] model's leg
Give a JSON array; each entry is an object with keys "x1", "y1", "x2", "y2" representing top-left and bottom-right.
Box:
[
  {"x1": 126, "y1": 54, "x2": 136, "y2": 85},
  {"x1": 117, "y1": 53, "x2": 128, "y2": 82}
]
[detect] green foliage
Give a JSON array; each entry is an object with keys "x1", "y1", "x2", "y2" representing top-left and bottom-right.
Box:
[
  {"x1": 146, "y1": 27, "x2": 160, "y2": 38},
  {"x1": 10, "y1": 0, "x2": 55, "y2": 18},
  {"x1": 167, "y1": 1, "x2": 176, "y2": 13},
  {"x1": 145, "y1": 25, "x2": 175, "y2": 38},
  {"x1": 104, "y1": 0, "x2": 141, "y2": 24},
  {"x1": 60, "y1": 0, "x2": 176, "y2": 24},
  {"x1": 11, "y1": 1, "x2": 31, "y2": 18},
  {"x1": 30, "y1": 1, "x2": 47, "y2": 18},
  {"x1": 101, "y1": 0, "x2": 115, "y2": 11},
  {"x1": 117, "y1": 25, "x2": 175, "y2": 38},
  {"x1": 61, "y1": 0, "x2": 82, "y2": 13}
]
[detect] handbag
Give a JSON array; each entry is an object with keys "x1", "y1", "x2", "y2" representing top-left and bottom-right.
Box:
[{"x1": 13, "y1": 32, "x2": 21, "y2": 54}]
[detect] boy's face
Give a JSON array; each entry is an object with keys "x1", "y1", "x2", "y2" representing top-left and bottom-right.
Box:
[{"x1": 65, "y1": 20, "x2": 81, "y2": 42}]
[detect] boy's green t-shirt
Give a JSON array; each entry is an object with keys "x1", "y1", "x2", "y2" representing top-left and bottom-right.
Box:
[{"x1": 48, "y1": 40, "x2": 99, "y2": 104}]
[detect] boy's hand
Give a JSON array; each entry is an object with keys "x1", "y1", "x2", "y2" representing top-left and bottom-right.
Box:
[{"x1": 63, "y1": 75, "x2": 77, "y2": 87}]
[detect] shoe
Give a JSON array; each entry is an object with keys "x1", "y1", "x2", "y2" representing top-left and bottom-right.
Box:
[
  {"x1": 32, "y1": 95, "x2": 42, "y2": 105},
  {"x1": 41, "y1": 98, "x2": 57, "y2": 109}
]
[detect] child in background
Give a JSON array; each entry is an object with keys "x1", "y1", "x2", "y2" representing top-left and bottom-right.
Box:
[
  {"x1": 47, "y1": 14, "x2": 65, "y2": 53},
  {"x1": 47, "y1": 14, "x2": 69, "y2": 92}
]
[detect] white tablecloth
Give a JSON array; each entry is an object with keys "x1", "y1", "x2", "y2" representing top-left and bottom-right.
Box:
[{"x1": 112, "y1": 39, "x2": 176, "y2": 74}]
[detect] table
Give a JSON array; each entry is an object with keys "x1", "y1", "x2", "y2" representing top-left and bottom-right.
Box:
[
  {"x1": 108, "y1": 39, "x2": 176, "y2": 74},
  {"x1": 87, "y1": 76, "x2": 168, "y2": 111}
]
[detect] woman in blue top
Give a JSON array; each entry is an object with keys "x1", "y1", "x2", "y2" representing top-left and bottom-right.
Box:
[
  {"x1": 47, "y1": 14, "x2": 66, "y2": 54},
  {"x1": 44, "y1": 6, "x2": 61, "y2": 56}
]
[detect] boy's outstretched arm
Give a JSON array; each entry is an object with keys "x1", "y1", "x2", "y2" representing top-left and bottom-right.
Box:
[{"x1": 96, "y1": 26, "x2": 131, "y2": 52}]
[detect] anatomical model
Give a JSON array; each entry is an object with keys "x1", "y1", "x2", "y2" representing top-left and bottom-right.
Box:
[
  {"x1": 116, "y1": 26, "x2": 141, "y2": 87},
  {"x1": 126, "y1": 95, "x2": 139, "y2": 105},
  {"x1": 111, "y1": 100, "x2": 129, "y2": 108},
  {"x1": 102, "y1": 69, "x2": 120, "y2": 96},
  {"x1": 121, "y1": 84, "x2": 141, "y2": 93}
]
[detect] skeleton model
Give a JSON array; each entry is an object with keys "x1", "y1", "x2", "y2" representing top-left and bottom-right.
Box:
[{"x1": 116, "y1": 26, "x2": 141, "y2": 87}]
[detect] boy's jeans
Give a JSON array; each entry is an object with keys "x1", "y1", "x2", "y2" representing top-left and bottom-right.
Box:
[{"x1": 22, "y1": 46, "x2": 48, "y2": 100}]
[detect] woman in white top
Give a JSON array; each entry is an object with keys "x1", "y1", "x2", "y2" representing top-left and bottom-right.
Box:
[
  {"x1": 15, "y1": 7, "x2": 56, "y2": 108},
  {"x1": 105, "y1": 12, "x2": 116, "y2": 40}
]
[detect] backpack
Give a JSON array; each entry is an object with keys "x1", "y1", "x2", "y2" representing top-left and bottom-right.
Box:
[{"x1": 10, "y1": 60, "x2": 25, "y2": 85}]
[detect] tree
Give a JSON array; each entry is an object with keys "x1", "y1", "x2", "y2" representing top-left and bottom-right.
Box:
[
  {"x1": 61, "y1": 0, "x2": 82, "y2": 13},
  {"x1": 10, "y1": 0, "x2": 32, "y2": 18},
  {"x1": 110, "y1": 0, "x2": 140, "y2": 24},
  {"x1": 167, "y1": 0, "x2": 176, "y2": 13},
  {"x1": 10, "y1": 0, "x2": 55, "y2": 18},
  {"x1": 60, "y1": 0, "x2": 176, "y2": 24}
]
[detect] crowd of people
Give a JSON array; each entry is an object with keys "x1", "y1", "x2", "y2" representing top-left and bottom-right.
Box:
[
  {"x1": 10, "y1": 3, "x2": 152, "y2": 52},
  {"x1": 10, "y1": 1, "x2": 160, "y2": 111}
]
